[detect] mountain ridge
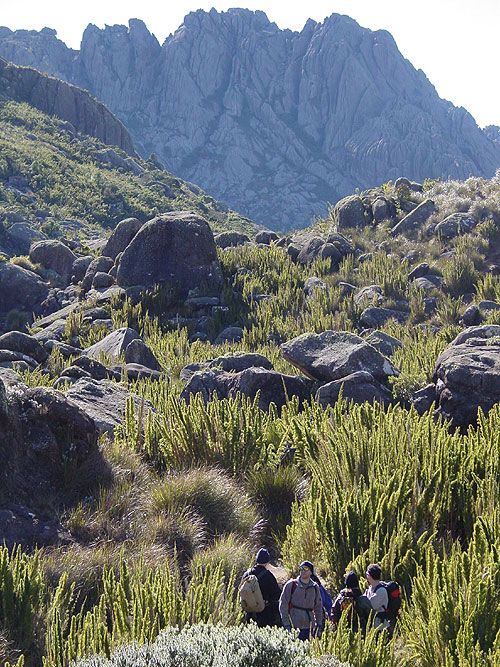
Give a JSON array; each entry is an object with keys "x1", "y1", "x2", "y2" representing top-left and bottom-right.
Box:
[{"x1": 0, "y1": 9, "x2": 499, "y2": 230}]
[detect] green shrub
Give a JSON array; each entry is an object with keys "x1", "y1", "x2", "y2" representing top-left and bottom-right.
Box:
[{"x1": 442, "y1": 253, "x2": 478, "y2": 296}]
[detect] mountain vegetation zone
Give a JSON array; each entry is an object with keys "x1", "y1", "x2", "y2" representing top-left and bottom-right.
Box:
[
  {"x1": 0, "y1": 101, "x2": 255, "y2": 237},
  {"x1": 2, "y1": 174, "x2": 500, "y2": 666}
]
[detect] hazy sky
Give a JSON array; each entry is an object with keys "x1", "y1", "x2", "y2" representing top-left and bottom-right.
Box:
[{"x1": 1, "y1": 0, "x2": 499, "y2": 127}]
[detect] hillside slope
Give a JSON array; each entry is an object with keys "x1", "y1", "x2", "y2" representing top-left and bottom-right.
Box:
[
  {"x1": 0, "y1": 100, "x2": 255, "y2": 250},
  {"x1": 0, "y1": 11, "x2": 498, "y2": 229}
]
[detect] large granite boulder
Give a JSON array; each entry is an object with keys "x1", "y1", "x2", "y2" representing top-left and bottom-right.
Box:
[
  {"x1": 101, "y1": 217, "x2": 143, "y2": 259},
  {"x1": 0, "y1": 331, "x2": 48, "y2": 363},
  {"x1": 435, "y1": 212, "x2": 477, "y2": 239},
  {"x1": 281, "y1": 331, "x2": 398, "y2": 382},
  {"x1": 180, "y1": 367, "x2": 312, "y2": 410},
  {"x1": 433, "y1": 326, "x2": 500, "y2": 427},
  {"x1": 116, "y1": 212, "x2": 222, "y2": 295},
  {"x1": 316, "y1": 370, "x2": 393, "y2": 407},
  {"x1": 180, "y1": 352, "x2": 273, "y2": 382},
  {"x1": 66, "y1": 378, "x2": 155, "y2": 435},
  {"x1": 29, "y1": 240, "x2": 76, "y2": 281},
  {"x1": 0, "y1": 260, "x2": 49, "y2": 314},
  {"x1": 214, "y1": 231, "x2": 250, "y2": 248},
  {"x1": 391, "y1": 199, "x2": 436, "y2": 235},
  {"x1": 84, "y1": 327, "x2": 140, "y2": 364},
  {"x1": 332, "y1": 196, "x2": 368, "y2": 229}
]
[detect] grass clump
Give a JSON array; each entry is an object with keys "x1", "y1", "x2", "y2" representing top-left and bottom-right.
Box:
[{"x1": 152, "y1": 467, "x2": 258, "y2": 539}]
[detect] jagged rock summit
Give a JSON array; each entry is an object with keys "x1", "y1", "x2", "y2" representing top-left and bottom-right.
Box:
[{"x1": 0, "y1": 10, "x2": 498, "y2": 230}]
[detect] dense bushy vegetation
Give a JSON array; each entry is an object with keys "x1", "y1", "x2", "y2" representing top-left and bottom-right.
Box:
[
  {"x1": 0, "y1": 102, "x2": 255, "y2": 235},
  {"x1": 1, "y1": 171, "x2": 499, "y2": 666}
]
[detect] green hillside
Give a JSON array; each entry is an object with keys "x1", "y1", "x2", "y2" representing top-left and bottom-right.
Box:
[{"x1": 0, "y1": 101, "x2": 256, "y2": 239}]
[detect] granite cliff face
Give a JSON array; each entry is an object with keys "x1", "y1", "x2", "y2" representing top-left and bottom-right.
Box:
[
  {"x1": 0, "y1": 57, "x2": 135, "y2": 154},
  {"x1": 0, "y1": 10, "x2": 499, "y2": 229}
]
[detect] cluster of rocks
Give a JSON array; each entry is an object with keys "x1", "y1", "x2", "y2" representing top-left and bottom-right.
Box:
[
  {"x1": 330, "y1": 177, "x2": 489, "y2": 242},
  {"x1": 181, "y1": 331, "x2": 399, "y2": 411},
  {"x1": 180, "y1": 325, "x2": 500, "y2": 429}
]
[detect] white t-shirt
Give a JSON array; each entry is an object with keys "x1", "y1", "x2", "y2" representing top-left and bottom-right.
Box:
[{"x1": 366, "y1": 584, "x2": 389, "y2": 628}]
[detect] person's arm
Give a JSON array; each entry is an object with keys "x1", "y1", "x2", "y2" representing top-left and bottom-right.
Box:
[
  {"x1": 279, "y1": 581, "x2": 292, "y2": 630},
  {"x1": 266, "y1": 571, "x2": 282, "y2": 602},
  {"x1": 314, "y1": 585, "x2": 324, "y2": 627}
]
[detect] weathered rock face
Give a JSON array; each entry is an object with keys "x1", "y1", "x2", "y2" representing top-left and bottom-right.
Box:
[
  {"x1": 29, "y1": 240, "x2": 76, "y2": 281},
  {"x1": 432, "y1": 326, "x2": 500, "y2": 427},
  {"x1": 316, "y1": 370, "x2": 393, "y2": 407},
  {"x1": 0, "y1": 57, "x2": 135, "y2": 154},
  {"x1": 0, "y1": 371, "x2": 99, "y2": 502},
  {"x1": 0, "y1": 260, "x2": 49, "y2": 314},
  {"x1": 66, "y1": 378, "x2": 155, "y2": 436},
  {"x1": 281, "y1": 331, "x2": 399, "y2": 382},
  {"x1": 116, "y1": 212, "x2": 222, "y2": 294},
  {"x1": 1, "y1": 11, "x2": 498, "y2": 230},
  {"x1": 101, "y1": 217, "x2": 143, "y2": 259},
  {"x1": 180, "y1": 366, "x2": 312, "y2": 410}
]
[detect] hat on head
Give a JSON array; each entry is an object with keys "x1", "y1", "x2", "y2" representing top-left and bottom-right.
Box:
[
  {"x1": 299, "y1": 560, "x2": 315, "y2": 574},
  {"x1": 345, "y1": 570, "x2": 359, "y2": 589},
  {"x1": 366, "y1": 563, "x2": 382, "y2": 580},
  {"x1": 256, "y1": 548, "x2": 271, "y2": 565}
]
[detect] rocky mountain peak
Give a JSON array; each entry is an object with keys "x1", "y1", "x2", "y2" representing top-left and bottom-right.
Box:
[{"x1": 0, "y1": 9, "x2": 498, "y2": 229}]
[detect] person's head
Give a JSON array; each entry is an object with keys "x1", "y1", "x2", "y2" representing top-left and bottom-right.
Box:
[
  {"x1": 344, "y1": 570, "x2": 359, "y2": 590},
  {"x1": 298, "y1": 560, "x2": 315, "y2": 583},
  {"x1": 366, "y1": 563, "x2": 382, "y2": 587},
  {"x1": 255, "y1": 548, "x2": 271, "y2": 566}
]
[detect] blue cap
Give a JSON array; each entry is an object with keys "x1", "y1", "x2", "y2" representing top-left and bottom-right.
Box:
[{"x1": 256, "y1": 548, "x2": 271, "y2": 564}]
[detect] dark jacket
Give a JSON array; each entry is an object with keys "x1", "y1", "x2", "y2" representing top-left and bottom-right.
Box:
[
  {"x1": 243, "y1": 564, "x2": 281, "y2": 627},
  {"x1": 332, "y1": 586, "x2": 371, "y2": 633}
]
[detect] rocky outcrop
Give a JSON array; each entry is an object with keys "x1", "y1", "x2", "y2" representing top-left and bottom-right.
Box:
[
  {"x1": 0, "y1": 260, "x2": 49, "y2": 315},
  {"x1": 116, "y1": 212, "x2": 222, "y2": 294},
  {"x1": 424, "y1": 326, "x2": 500, "y2": 428},
  {"x1": 0, "y1": 57, "x2": 135, "y2": 154},
  {"x1": 1, "y1": 11, "x2": 498, "y2": 230},
  {"x1": 180, "y1": 366, "x2": 312, "y2": 411},
  {"x1": 281, "y1": 331, "x2": 399, "y2": 382},
  {"x1": 66, "y1": 378, "x2": 155, "y2": 436}
]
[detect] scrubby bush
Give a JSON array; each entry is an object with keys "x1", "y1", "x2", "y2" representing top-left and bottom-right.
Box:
[{"x1": 72, "y1": 623, "x2": 338, "y2": 667}]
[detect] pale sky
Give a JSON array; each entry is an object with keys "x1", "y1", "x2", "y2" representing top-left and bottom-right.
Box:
[{"x1": 1, "y1": 0, "x2": 499, "y2": 127}]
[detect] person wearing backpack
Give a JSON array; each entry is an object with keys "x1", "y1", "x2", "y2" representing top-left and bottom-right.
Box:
[
  {"x1": 279, "y1": 561, "x2": 324, "y2": 640},
  {"x1": 239, "y1": 548, "x2": 281, "y2": 627},
  {"x1": 310, "y1": 571, "x2": 333, "y2": 620},
  {"x1": 331, "y1": 570, "x2": 372, "y2": 634},
  {"x1": 365, "y1": 563, "x2": 401, "y2": 636}
]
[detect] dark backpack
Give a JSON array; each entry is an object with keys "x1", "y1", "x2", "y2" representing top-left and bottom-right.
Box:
[{"x1": 375, "y1": 581, "x2": 402, "y2": 619}]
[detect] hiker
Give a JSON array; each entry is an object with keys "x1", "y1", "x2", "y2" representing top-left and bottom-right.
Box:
[
  {"x1": 331, "y1": 570, "x2": 372, "y2": 633},
  {"x1": 365, "y1": 563, "x2": 401, "y2": 636},
  {"x1": 239, "y1": 548, "x2": 282, "y2": 627},
  {"x1": 279, "y1": 560, "x2": 324, "y2": 640},
  {"x1": 310, "y1": 571, "x2": 333, "y2": 620}
]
